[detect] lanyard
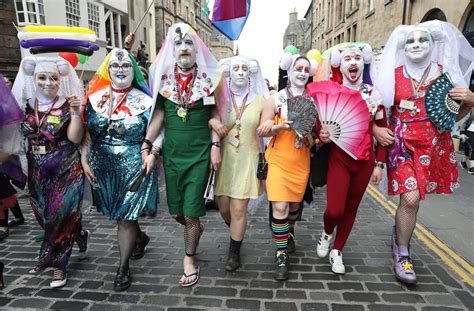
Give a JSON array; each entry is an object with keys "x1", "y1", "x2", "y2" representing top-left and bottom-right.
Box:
[
  {"x1": 107, "y1": 87, "x2": 130, "y2": 124},
  {"x1": 405, "y1": 64, "x2": 431, "y2": 97},
  {"x1": 231, "y1": 93, "x2": 249, "y2": 126},
  {"x1": 35, "y1": 96, "x2": 59, "y2": 133},
  {"x1": 174, "y1": 63, "x2": 197, "y2": 109}
]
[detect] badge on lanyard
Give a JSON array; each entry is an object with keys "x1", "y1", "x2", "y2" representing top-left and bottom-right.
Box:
[
  {"x1": 228, "y1": 136, "x2": 240, "y2": 148},
  {"x1": 47, "y1": 115, "x2": 61, "y2": 124},
  {"x1": 400, "y1": 99, "x2": 416, "y2": 110},
  {"x1": 32, "y1": 145, "x2": 46, "y2": 155}
]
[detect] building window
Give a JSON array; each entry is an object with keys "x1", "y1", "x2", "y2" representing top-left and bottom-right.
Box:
[
  {"x1": 352, "y1": 24, "x2": 357, "y2": 41},
  {"x1": 66, "y1": 0, "x2": 81, "y2": 27},
  {"x1": 368, "y1": 0, "x2": 374, "y2": 12},
  {"x1": 143, "y1": 27, "x2": 147, "y2": 44},
  {"x1": 87, "y1": 2, "x2": 100, "y2": 34},
  {"x1": 15, "y1": 0, "x2": 45, "y2": 25}
]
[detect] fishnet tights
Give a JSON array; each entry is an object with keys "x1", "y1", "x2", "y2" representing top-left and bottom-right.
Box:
[
  {"x1": 184, "y1": 216, "x2": 202, "y2": 257},
  {"x1": 395, "y1": 190, "x2": 420, "y2": 247},
  {"x1": 172, "y1": 214, "x2": 203, "y2": 257}
]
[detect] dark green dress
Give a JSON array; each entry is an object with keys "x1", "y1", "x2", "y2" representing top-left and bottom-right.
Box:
[{"x1": 157, "y1": 95, "x2": 211, "y2": 217}]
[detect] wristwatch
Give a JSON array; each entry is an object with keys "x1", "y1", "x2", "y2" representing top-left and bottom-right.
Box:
[{"x1": 211, "y1": 141, "x2": 221, "y2": 148}]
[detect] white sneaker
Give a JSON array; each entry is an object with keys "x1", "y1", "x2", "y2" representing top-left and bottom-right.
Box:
[
  {"x1": 50, "y1": 270, "x2": 67, "y2": 288},
  {"x1": 329, "y1": 249, "x2": 345, "y2": 274},
  {"x1": 316, "y1": 231, "x2": 333, "y2": 258}
]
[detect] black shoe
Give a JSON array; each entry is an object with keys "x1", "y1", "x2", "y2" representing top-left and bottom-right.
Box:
[
  {"x1": 8, "y1": 218, "x2": 25, "y2": 228},
  {"x1": 114, "y1": 267, "x2": 131, "y2": 291},
  {"x1": 131, "y1": 233, "x2": 150, "y2": 260},
  {"x1": 287, "y1": 233, "x2": 296, "y2": 254},
  {"x1": 275, "y1": 251, "x2": 289, "y2": 281},
  {"x1": 461, "y1": 161, "x2": 468, "y2": 169},
  {"x1": 469, "y1": 168, "x2": 474, "y2": 175},
  {"x1": 225, "y1": 251, "x2": 241, "y2": 272}
]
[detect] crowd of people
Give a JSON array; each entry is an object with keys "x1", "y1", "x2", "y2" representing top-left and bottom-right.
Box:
[{"x1": 0, "y1": 20, "x2": 473, "y2": 292}]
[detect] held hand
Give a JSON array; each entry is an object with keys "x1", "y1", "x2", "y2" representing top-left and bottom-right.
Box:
[
  {"x1": 373, "y1": 125, "x2": 394, "y2": 147},
  {"x1": 142, "y1": 154, "x2": 156, "y2": 175},
  {"x1": 319, "y1": 130, "x2": 331, "y2": 144},
  {"x1": 67, "y1": 96, "x2": 81, "y2": 112},
  {"x1": 210, "y1": 145, "x2": 221, "y2": 171},
  {"x1": 256, "y1": 120, "x2": 274, "y2": 136},
  {"x1": 449, "y1": 88, "x2": 474, "y2": 106},
  {"x1": 124, "y1": 33, "x2": 136, "y2": 50},
  {"x1": 459, "y1": 134, "x2": 468, "y2": 142},
  {"x1": 209, "y1": 119, "x2": 228, "y2": 138},
  {"x1": 371, "y1": 166, "x2": 383, "y2": 185},
  {"x1": 280, "y1": 120, "x2": 293, "y2": 130},
  {"x1": 81, "y1": 156, "x2": 94, "y2": 184}
]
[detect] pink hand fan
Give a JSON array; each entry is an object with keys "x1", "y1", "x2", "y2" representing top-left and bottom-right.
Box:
[{"x1": 307, "y1": 81, "x2": 370, "y2": 160}]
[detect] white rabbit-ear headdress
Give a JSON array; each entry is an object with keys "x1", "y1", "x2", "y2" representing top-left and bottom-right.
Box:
[
  {"x1": 11, "y1": 56, "x2": 83, "y2": 111},
  {"x1": 281, "y1": 52, "x2": 317, "y2": 76}
]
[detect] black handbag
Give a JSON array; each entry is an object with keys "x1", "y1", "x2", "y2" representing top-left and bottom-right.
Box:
[
  {"x1": 311, "y1": 144, "x2": 330, "y2": 187},
  {"x1": 256, "y1": 152, "x2": 267, "y2": 180}
]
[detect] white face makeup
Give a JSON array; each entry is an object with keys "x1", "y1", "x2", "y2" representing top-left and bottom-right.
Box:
[
  {"x1": 404, "y1": 30, "x2": 433, "y2": 64},
  {"x1": 289, "y1": 58, "x2": 310, "y2": 88},
  {"x1": 108, "y1": 59, "x2": 134, "y2": 89},
  {"x1": 230, "y1": 59, "x2": 249, "y2": 88},
  {"x1": 174, "y1": 33, "x2": 197, "y2": 70},
  {"x1": 340, "y1": 50, "x2": 364, "y2": 84},
  {"x1": 35, "y1": 71, "x2": 60, "y2": 99}
]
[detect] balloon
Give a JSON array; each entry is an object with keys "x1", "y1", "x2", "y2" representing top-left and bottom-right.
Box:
[
  {"x1": 284, "y1": 45, "x2": 298, "y2": 55},
  {"x1": 77, "y1": 54, "x2": 89, "y2": 64},
  {"x1": 18, "y1": 31, "x2": 97, "y2": 42},
  {"x1": 306, "y1": 49, "x2": 322, "y2": 63},
  {"x1": 21, "y1": 25, "x2": 95, "y2": 35},
  {"x1": 20, "y1": 39, "x2": 91, "y2": 49},
  {"x1": 31, "y1": 46, "x2": 94, "y2": 57},
  {"x1": 58, "y1": 52, "x2": 79, "y2": 68}
]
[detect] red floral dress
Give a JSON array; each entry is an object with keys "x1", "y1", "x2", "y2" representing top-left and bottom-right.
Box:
[{"x1": 387, "y1": 66, "x2": 458, "y2": 199}]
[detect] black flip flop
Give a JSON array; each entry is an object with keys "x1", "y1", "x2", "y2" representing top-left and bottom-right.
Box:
[{"x1": 180, "y1": 266, "x2": 200, "y2": 287}]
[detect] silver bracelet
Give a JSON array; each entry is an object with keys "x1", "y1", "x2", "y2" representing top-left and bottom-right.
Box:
[{"x1": 70, "y1": 111, "x2": 81, "y2": 117}]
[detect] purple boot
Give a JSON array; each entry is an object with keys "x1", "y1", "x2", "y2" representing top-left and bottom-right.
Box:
[{"x1": 392, "y1": 229, "x2": 417, "y2": 284}]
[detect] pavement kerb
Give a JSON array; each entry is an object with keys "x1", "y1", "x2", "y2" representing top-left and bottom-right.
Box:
[{"x1": 366, "y1": 184, "x2": 474, "y2": 287}]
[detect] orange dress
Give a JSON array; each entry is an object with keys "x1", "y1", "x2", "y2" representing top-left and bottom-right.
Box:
[{"x1": 265, "y1": 89, "x2": 311, "y2": 202}]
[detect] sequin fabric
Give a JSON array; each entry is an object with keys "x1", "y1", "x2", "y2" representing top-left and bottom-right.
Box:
[
  {"x1": 20, "y1": 101, "x2": 85, "y2": 271},
  {"x1": 85, "y1": 100, "x2": 159, "y2": 220}
]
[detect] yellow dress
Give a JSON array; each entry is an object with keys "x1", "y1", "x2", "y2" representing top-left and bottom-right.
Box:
[
  {"x1": 265, "y1": 89, "x2": 311, "y2": 202},
  {"x1": 215, "y1": 96, "x2": 264, "y2": 199}
]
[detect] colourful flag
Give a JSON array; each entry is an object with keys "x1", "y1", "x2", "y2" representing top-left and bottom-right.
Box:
[
  {"x1": 202, "y1": 0, "x2": 210, "y2": 18},
  {"x1": 211, "y1": 0, "x2": 250, "y2": 41}
]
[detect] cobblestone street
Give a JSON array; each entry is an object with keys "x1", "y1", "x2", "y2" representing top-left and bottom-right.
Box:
[{"x1": 0, "y1": 188, "x2": 473, "y2": 310}]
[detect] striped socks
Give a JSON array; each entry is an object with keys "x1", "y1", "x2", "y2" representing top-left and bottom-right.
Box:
[
  {"x1": 287, "y1": 208, "x2": 300, "y2": 237},
  {"x1": 271, "y1": 217, "x2": 289, "y2": 252}
]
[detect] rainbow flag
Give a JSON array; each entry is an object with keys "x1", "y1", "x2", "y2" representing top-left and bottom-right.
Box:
[{"x1": 211, "y1": 0, "x2": 250, "y2": 41}]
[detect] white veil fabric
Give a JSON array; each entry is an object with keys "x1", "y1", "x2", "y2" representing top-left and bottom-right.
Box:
[
  {"x1": 375, "y1": 20, "x2": 474, "y2": 108},
  {"x1": 149, "y1": 23, "x2": 224, "y2": 109},
  {"x1": 5, "y1": 56, "x2": 83, "y2": 155},
  {"x1": 219, "y1": 55, "x2": 270, "y2": 126},
  {"x1": 12, "y1": 56, "x2": 84, "y2": 112}
]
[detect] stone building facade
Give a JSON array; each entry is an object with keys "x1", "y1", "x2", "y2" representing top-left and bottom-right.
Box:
[
  {"x1": 0, "y1": 0, "x2": 22, "y2": 77},
  {"x1": 308, "y1": 0, "x2": 473, "y2": 53},
  {"x1": 283, "y1": 8, "x2": 307, "y2": 52}
]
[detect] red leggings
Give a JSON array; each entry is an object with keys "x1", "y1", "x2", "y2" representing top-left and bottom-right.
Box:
[{"x1": 324, "y1": 145, "x2": 374, "y2": 251}]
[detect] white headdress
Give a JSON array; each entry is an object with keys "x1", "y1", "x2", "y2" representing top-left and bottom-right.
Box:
[
  {"x1": 280, "y1": 52, "x2": 318, "y2": 77},
  {"x1": 375, "y1": 20, "x2": 474, "y2": 107},
  {"x1": 220, "y1": 55, "x2": 270, "y2": 104},
  {"x1": 12, "y1": 56, "x2": 84, "y2": 111},
  {"x1": 149, "y1": 23, "x2": 223, "y2": 107}
]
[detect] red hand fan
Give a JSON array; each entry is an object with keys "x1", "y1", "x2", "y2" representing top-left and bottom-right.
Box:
[{"x1": 307, "y1": 81, "x2": 370, "y2": 160}]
